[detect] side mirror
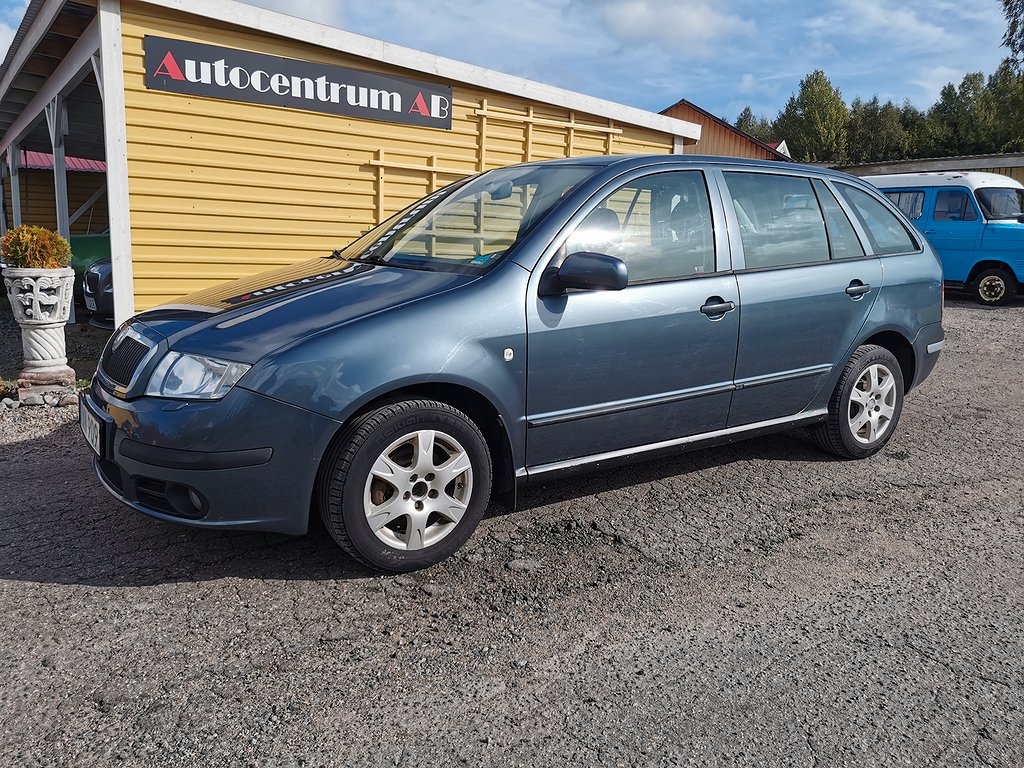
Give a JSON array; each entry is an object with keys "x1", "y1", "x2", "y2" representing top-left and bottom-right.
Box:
[{"x1": 540, "y1": 251, "x2": 628, "y2": 296}]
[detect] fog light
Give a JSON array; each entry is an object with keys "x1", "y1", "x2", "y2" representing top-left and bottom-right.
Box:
[{"x1": 188, "y1": 489, "x2": 202, "y2": 510}]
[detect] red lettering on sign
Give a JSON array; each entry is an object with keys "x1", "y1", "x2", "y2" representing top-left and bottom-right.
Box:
[
  {"x1": 154, "y1": 51, "x2": 185, "y2": 80},
  {"x1": 408, "y1": 92, "x2": 430, "y2": 117}
]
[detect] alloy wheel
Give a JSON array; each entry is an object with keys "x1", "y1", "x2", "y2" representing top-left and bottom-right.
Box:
[
  {"x1": 847, "y1": 363, "x2": 897, "y2": 445},
  {"x1": 362, "y1": 429, "x2": 473, "y2": 550}
]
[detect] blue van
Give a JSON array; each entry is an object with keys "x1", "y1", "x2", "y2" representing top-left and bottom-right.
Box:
[{"x1": 867, "y1": 172, "x2": 1024, "y2": 305}]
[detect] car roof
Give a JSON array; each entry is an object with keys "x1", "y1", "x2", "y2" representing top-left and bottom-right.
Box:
[
  {"x1": 864, "y1": 171, "x2": 1024, "y2": 191},
  {"x1": 515, "y1": 153, "x2": 866, "y2": 183}
]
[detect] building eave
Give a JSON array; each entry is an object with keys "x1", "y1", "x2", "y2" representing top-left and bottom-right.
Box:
[
  {"x1": 660, "y1": 96, "x2": 786, "y2": 160},
  {"x1": 139, "y1": 0, "x2": 702, "y2": 142}
]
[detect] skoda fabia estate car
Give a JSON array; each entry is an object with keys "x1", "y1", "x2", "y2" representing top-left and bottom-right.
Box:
[{"x1": 81, "y1": 156, "x2": 945, "y2": 571}]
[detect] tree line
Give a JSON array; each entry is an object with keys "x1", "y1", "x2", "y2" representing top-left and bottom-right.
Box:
[{"x1": 734, "y1": 61, "x2": 1024, "y2": 166}]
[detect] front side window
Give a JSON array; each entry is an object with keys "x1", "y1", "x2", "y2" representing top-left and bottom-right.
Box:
[
  {"x1": 836, "y1": 184, "x2": 919, "y2": 255},
  {"x1": 976, "y1": 187, "x2": 1024, "y2": 220},
  {"x1": 340, "y1": 165, "x2": 597, "y2": 273},
  {"x1": 723, "y1": 172, "x2": 829, "y2": 269},
  {"x1": 883, "y1": 190, "x2": 925, "y2": 220},
  {"x1": 933, "y1": 189, "x2": 979, "y2": 222},
  {"x1": 564, "y1": 171, "x2": 715, "y2": 283}
]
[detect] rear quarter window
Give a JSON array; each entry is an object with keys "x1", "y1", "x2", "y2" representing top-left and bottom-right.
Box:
[{"x1": 836, "y1": 184, "x2": 919, "y2": 255}]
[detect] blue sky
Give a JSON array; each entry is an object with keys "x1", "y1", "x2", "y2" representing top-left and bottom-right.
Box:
[{"x1": 0, "y1": 0, "x2": 1010, "y2": 123}]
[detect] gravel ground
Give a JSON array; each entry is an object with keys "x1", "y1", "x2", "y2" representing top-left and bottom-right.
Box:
[{"x1": 1, "y1": 296, "x2": 1022, "y2": 767}]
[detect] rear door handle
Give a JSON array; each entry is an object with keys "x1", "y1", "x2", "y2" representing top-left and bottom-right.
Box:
[
  {"x1": 700, "y1": 297, "x2": 736, "y2": 317},
  {"x1": 921, "y1": 229, "x2": 936, "y2": 234},
  {"x1": 845, "y1": 281, "x2": 871, "y2": 298}
]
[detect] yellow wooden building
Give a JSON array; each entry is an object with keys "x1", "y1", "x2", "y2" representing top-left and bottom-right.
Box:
[{"x1": 0, "y1": 0, "x2": 702, "y2": 323}]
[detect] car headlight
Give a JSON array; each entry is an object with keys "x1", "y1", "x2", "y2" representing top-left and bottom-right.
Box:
[{"x1": 145, "y1": 352, "x2": 251, "y2": 399}]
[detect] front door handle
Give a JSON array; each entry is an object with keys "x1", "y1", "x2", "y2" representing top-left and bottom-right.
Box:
[
  {"x1": 921, "y1": 229, "x2": 936, "y2": 234},
  {"x1": 700, "y1": 297, "x2": 736, "y2": 317},
  {"x1": 845, "y1": 281, "x2": 871, "y2": 299}
]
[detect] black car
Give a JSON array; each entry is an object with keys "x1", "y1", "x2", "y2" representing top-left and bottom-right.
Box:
[{"x1": 83, "y1": 257, "x2": 114, "y2": 326}]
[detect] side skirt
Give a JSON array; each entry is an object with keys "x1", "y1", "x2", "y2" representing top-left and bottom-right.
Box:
[{"x1": 516, "y1": 409, "x2": 829, "y2": 487}]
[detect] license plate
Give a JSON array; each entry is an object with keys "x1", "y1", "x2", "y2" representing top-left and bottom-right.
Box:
[
  {"x1": 85, "y1": 295, "x2": 97, "y2": 311},
  {"x1": 80, "y1": 399, "x2": 102, "y2": 457}
]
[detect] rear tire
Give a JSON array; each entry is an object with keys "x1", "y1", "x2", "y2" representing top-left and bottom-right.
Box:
[
  {"x1": 319, "y1": 399, "x2": 491, "y2": 572},
  {"x1": 812, "y1": 345, "x2": 904, "y2": 460},
  {"x1": 973, "y1": 267, "x2": 1018, "y2": 306}
]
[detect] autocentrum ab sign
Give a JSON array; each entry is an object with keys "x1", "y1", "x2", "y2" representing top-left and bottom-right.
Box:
[{"x1": 144, "y1": 35, "x2": 454, "y2": 129}]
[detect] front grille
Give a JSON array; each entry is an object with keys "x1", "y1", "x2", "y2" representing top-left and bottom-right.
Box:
[
  {"x1": 85, "y1": 271, "x2": 99, "y2": 293},
  {"x1": 101, "y1": 336, "x2": 151, "y2": 387},
  {"x1": 135, "y1": 478, "x2": 176, "y2": 515}
]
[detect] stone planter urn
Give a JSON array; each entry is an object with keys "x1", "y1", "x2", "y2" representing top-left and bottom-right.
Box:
[{"x1": 2, "y1": 266, "x2": 76, "y2": 388}]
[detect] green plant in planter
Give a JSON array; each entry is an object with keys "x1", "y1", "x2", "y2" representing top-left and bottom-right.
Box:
[
  {"x1": 1, "y1": 225, "x2": 71, "y2": 269},
  {"x1": 2, "y1": 225, "x2": 77, "y2": 386}
]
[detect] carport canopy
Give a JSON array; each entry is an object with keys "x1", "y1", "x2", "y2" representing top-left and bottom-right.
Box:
[{"x1": 0, "y1": 0, "x2": 104, "y2": 240}]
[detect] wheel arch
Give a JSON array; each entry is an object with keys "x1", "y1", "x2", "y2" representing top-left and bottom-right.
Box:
[
  {"x1": 966, "y1": 259, "x2": 1017, "y2": 285},
  {"x1": 313, "y1": 381, "x2": 518, "y2": 521},
  {"x1": 860, "y1": 330, "x2": 916, "y2": 393}
]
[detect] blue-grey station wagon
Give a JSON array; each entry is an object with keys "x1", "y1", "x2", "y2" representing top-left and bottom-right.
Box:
[{"x1": 81, "y1": 156, "x2": 945, "y2": 571}]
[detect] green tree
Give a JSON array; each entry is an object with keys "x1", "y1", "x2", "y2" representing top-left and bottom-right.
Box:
[
  {"x1": 923, "y1": 72, "x2": 995, "y2": 156},
  {"x1": 1001, "y1": 0, "x2": 1024, "y2": 63},
  {"x1": 846, "y1": 96, "x2": 911, "y2": 163},
  {"x1": 986, "y1": 58, "x2": 1024, "y2": 150},
  {"x1": 734, "y1": 106, "x2": 774, "y2": 143},
  {"x1": 899, "y1": 101, "x2": 927, "y2": 158},
  {"x1": 773, "y1": 70, "x2": 849, "y2": 163}
]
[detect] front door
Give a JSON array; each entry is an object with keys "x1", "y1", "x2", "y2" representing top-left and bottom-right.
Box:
[
  {"x1": 525, "y1": 170, "x2": 739, "y2": 468},
  {"x1": 923, "y1": 186, "x2": 984, "y2": 283}
]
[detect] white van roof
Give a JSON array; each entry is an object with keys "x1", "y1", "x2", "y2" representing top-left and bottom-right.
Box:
[{"x1": 865, "y1": 171, "x2": 1024, "y2": 191}]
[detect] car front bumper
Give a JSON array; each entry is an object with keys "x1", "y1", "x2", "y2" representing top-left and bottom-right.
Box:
[{"x1": 81, "y1": 381, "x2": 342, "y2": 535}]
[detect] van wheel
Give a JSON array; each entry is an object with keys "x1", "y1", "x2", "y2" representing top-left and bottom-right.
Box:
[
  {"x1": 812, "y1": 345, "x2": 904, "y2": 460},
  {"x1": 319, "y1": 399, "x2": 492, "y2": 572},
  {"x1": 973, "y1": 267, "x2": 1018, "y2": 306}
]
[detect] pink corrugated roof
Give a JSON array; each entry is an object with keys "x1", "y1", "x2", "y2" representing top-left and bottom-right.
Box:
[{"x1": 20, "y1": 149, "x2": 106, "y2": 173}]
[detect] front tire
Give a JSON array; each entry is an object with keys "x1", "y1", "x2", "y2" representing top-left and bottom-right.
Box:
[
  {"x1": 812, "y1": 345, "x2": 904, "y2": 459},
  {"x1": 973, "y1": 267, "x2": 1018, "y2": 306},
  {"x1": 319, "y1": 399, "x2": 492, "y2": 572}
]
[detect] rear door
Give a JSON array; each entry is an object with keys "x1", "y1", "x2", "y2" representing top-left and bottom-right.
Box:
[{"x1": 720, "y1": 171, "x2": 883, "y2": 426}]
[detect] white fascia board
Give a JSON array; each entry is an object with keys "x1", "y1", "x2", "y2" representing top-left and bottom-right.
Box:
[
  {"x1": 0, "y1": 18, "x2": 100, "y2": 156},
  {"x1": 141, "y1": 0, "x2": 702, "y2": 143},
  {"x1": 0, "y1": 0, "x2": 66, "y2": 105},
  {"x1": 98, "y1": 0, "x2": 136, "y2": 325}
]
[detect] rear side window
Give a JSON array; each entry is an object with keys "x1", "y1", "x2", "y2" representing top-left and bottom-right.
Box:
[
  {"x1": 835, "y1": 184, "x2": 919, "y2": 255},
  {"x1": 812, "y1": 179, "x2": 865, "y2": 260},
  {"x1": 883, "y1": 190, "x2": 925, "y2": 220},
  {"x1": 934, "y1": 189, "x2": 979, "y2": 222},
  {"x1": 723, "y1": 172, "x2": 829, "y2": 269}
]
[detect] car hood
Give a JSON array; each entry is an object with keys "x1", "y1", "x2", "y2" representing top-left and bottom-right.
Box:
[{"x1": 134, "y1": 257, "x2": 478, "y2": 363}]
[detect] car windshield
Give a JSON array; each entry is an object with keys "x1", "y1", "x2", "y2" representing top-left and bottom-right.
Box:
[
  {"x1": 976, "y1": 187, "x2": 1024, "y2": 220},
  {"x1": 337, "y1": 165, "x2": 598, "y2": 272}
]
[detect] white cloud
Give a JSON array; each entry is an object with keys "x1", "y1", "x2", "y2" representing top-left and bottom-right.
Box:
[
  {"x1": 599, "y1": 0, "x2": 754, "y2": 57},
  {"x1": 0, "y1": 21, "x2": 16, "y2": 60},
  {"x1": 0, "y1": 0, "x2": 28, "y2": 62},
  {"x1": 804, "y1": 0, "x2": 951, "y2": 51},
  {"x1": 909, "y1": 65, "x2": 965, "y2": 104},
  {"x1": 246, "y1": 0, "x2": 346, "y2": 27}
]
